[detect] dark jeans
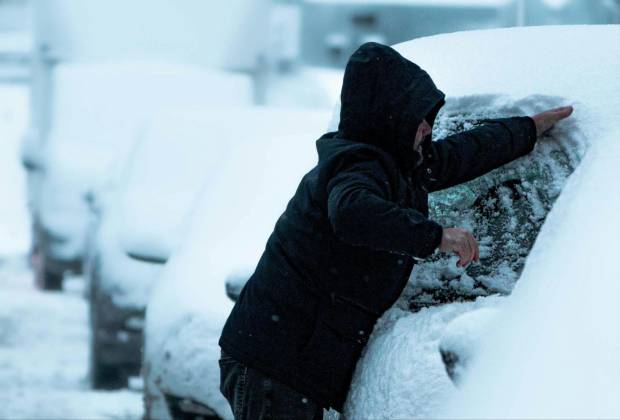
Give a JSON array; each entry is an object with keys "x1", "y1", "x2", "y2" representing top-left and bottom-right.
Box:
[{"x1": 219, "y1": 351, "x2": 324, "y2": 420}]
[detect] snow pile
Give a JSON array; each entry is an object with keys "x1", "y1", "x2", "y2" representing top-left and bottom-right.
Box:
[
  {"x1": 143, "y1": 109, "x2": 330, "y2": 418},
  {"x1": 343, "y1": 25, "x2": 620, "y2": 419}
]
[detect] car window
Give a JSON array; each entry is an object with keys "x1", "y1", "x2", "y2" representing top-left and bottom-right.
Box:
[{"x1": 406, "y1": 95, "x2": 586, "y2": 311}]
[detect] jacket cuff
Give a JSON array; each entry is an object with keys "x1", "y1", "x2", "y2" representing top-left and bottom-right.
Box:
[
  {"x1": 410, "y1": 218, "x2": 443, "y2": 258},
  {"x1": 520, "y1": 116, "x2": 538, "y2": 146}
]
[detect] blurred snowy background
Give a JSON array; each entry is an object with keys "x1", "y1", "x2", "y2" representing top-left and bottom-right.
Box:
[{"x1": 0, "y1": 0, "x2": 619, "y2": 418}]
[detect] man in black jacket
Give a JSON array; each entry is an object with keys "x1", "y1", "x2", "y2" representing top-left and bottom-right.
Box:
[{"x1": 218, "y1": 42, "x2": 572, "y2": 419}]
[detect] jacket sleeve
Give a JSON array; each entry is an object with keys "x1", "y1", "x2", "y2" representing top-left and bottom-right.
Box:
[
  {"x1": 424, "y1": 117, "x2": 537, "y2": 192},
  {"x1": 327, "y1": 155, "x2": 443, "y2": 258}
]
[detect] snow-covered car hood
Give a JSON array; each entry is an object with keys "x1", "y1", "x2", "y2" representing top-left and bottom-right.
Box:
[{"x1": 343, "y1": 25, "x2": 620, "y2": 418}]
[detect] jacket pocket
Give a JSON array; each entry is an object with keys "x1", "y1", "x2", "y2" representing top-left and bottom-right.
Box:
[{"x1": 297, "y1": 296, "x2": 378, "y2": 392}]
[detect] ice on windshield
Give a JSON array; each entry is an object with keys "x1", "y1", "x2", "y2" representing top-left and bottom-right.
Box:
[{"x1": 402, "y1": 94, "x2": 586, "y2": 311}]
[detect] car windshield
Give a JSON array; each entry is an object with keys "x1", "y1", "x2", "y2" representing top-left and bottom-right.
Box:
[{"x1": 404, "y1": 94, "x2": 586, "y2": 311}]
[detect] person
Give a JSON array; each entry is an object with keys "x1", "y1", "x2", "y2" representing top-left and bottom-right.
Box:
[{"x1": 218, "y1": 42, "x2": 573, "y2": 419}]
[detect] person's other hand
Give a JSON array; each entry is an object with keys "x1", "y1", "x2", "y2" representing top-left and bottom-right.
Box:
[
  {"x1": 439, "y1": 227, "x2": 479, "y2": 268},
  {"x1": 531, "y1": 106, "x2": 573, "y2": 136}
]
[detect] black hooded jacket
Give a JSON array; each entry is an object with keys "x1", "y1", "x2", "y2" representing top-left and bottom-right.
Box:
[{"x1": 219, "y1": 42, "x2": 536, "y2": 411}]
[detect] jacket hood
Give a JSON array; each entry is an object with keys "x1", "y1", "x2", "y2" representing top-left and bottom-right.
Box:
[{"x1": 337, "y1": 42, "x2": 445, "y2": 170}]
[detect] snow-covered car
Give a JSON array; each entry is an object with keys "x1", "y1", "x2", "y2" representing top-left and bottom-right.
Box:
[
  {"x1": 21, "y1": 0, "x2": 275, "y2": 291},
  {"x1": 85, "y1": 105, "x2": 234, "y2": 389},
  {"x1": 139, "y1": 92, "x2": 578, "y2": 417},
  {"x1": 343, "y1": 25, "x2": 620, "y2": 419},
  {"x1": 89, "y1": 106, "x2": 329, "y2": 394},
  {"x1": 141, "y1": 109, "x2": 330, "y2": 419},
  {"x1": 24, "y1": 62, "x2": 253, "y2": 291},
  {"x1": 140, "y1": 24, "x2": 619, "y2": 419}
]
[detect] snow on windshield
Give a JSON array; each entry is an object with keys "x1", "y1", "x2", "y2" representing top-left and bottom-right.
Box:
[{"x1": 407, "y1": 94, "x2": 584, "y2": 310}]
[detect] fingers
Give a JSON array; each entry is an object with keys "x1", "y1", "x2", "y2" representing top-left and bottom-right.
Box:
[
  {"x1": 560, "y1": 105, "x2": 573, "y2": 119},
  {"x1": 550, "y1": 105, "x2": 573, "y2": 120},
  {"x1": 531, "y1": 105, "x2": 574, "y2": 136},
  {"x1": 441, "y1": 227, "x2": 479, "y2": 268},
  {"x1": 456, "y1": 230, "x2": 479, "y2": 268}
]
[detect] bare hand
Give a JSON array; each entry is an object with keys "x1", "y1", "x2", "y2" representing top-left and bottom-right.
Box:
[
  {"x1": 531, "y1": 106, "x2": 573, "y2": 136},
  {"x1": 439, "y1": 227, "x2": 479, "y2": 268}
]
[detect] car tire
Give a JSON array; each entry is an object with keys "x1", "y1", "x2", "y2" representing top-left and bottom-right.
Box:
[
  {"x1": 33, "y1": 248, "x2": 64, "y2": 291},
  {"x1": 89, "y1": 294, "x2": 131, "y2": 390},
  {"x1": 90, "y1": 354, "x2": 128, "y2": 390}
]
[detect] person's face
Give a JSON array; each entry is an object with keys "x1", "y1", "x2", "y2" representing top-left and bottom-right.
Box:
[
  {"x1": 412, "y1": 119, "x2": 432, "y2": 168},
  {"x1": 414, "y1": 119, "x2": 432, "y2": 152}
]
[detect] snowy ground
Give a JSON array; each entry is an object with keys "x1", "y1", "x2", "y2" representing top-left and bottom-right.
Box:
[
  {"x1": 0, "y1": 260, "x2": 143, "y2": 418},
  {"x1": 0, "y1": 85, "x2": 30, "y2": 256},
  {"x1": 0, "y1": 85, "x2": 143, "y2": 419}
]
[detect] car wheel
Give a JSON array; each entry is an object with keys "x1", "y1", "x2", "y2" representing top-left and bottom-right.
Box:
[
  {"x1": 89, "y1": 294, "x2": 130, "y2": 389},
  {"x1": 33, "y1": 248, "x2": 64, "y2": 291},
  {"x1": 90, "y1": 355, "x2": 128, "y2": 389}
]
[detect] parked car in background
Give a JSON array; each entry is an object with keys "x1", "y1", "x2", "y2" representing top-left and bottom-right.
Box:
[
  {"x1": 141, "y1": 107, "x2": 330, "y2": 419},
  {"x1": 23, "y1": 62, "x2": 253, "y2": 291},
  {"x1": 21, "y1": 0, "x2": 271, "y2": 290},
  {"x1": 84, "y1": 102, "x2": 243, "y2": 389},
  {"x1": 90, "y1": 106, "x2": 330, "y2": 392}
]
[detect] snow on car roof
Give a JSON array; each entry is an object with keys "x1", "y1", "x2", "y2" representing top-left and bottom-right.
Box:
[
  {"x1": 117, "y1": 106, "x2": 328, "y2": 261},
  {"x1": 38, "y1": 62, "x2": 252, "y2": 237},
  {"x1": 49, "y1": 61, "x2": 252, "y2": 145},
  {"x1": 391, "y1": 25, "x2": 620, "y2": 418}
]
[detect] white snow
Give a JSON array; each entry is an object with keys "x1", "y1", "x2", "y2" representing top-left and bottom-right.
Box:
[
  {"x1": 0, "y1": 85, "x2": 141, "y2": 418},
  {"x1": 342, "y1": 25, "x2": 620, "y2": 418},
  {"x1": 143, "y1": 107, "x2": 330, "y2": 419},
  {"x1": 346, "y1": 297, "x2": 504, "y2": 418},
  {"x1": 95, "y1": 107, "x2": 330, "y2": 309},
  {"x1": 0, "y1": 259, "x2": 143, "y2": 419},
  {"x1": 438, "y1": 307, "x2": 500, "y2": 384},
  {"x1": 0, "y1": 86, "x2": 30, "y2": 256},
  {"x1": 264, "y1": 66, "x2": 344, "y2": 110},
  {"x1": 35, "y1": 61, "x2": 253, "y2": 259}
]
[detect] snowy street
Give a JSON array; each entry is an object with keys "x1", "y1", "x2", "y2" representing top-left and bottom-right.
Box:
[
  {"x1": 0, "y1": 86, "x2": 142, "y2": 419},
  {"x1": 1, "y1": 1, "x2": 619, "y2": 415},
  {"x1": 0, "y1": 260, "x2": 142, "y2": 418}
]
